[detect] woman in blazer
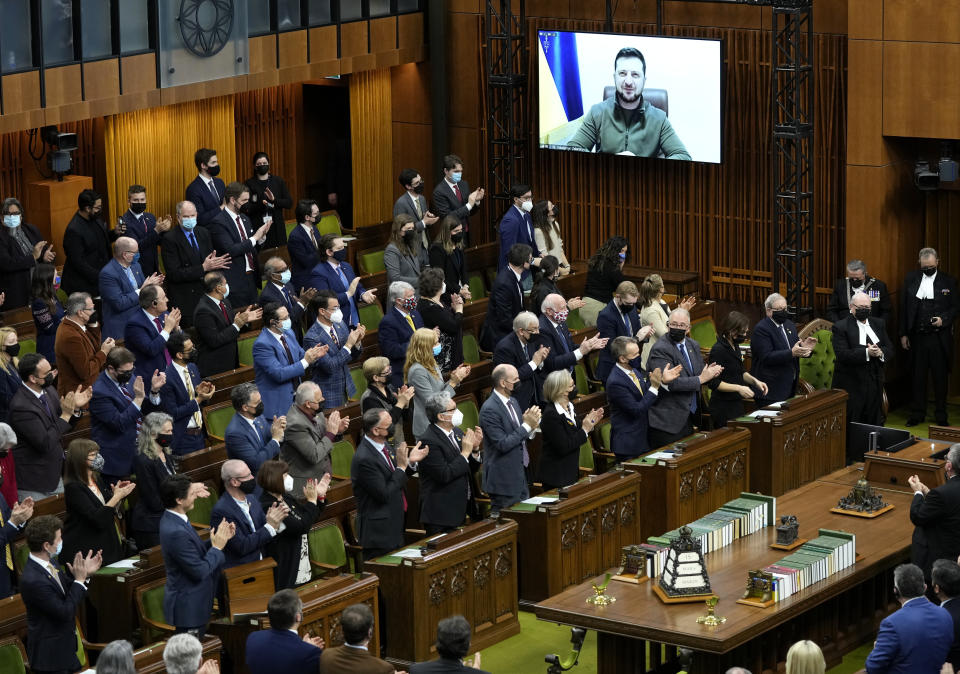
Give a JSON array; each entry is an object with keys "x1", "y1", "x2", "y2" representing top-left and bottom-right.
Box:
[
  {"x1": 531, "y1": 200, "x2": 571, "y2": 275},
  {"x1": 62, "y1": 438, "x2": 136, "y2": 565},
  {"x1": 257, "y1": 459, "x2": 327, "y2": 589},
  {"x1": 416, "y1": 268, "x2": 464, "y2": 374},
  {"x1": 384, "y1": 213, "x2": 429, "y2": 287},
  {"x1": 538, "y1": 370, "x2": 603, "y2": 490},
  {"x1": 404, "y1": 328, "x2": 471, "y2": 440},
  {"x1": 131, "y1": 412, "x2": 178, "y2": 550},
  {"x1": 708, "y1": 311, "x2": 768, "y2": 428},
  {"x1": 360, "y1": 356, "x2": 415, "y2": 445},
  {"x1": 638, "y1": 274, "x2": 697, "y2": 369},
  {"x1": 428, "y1": 215, "x2": 471, "y2": 302}
]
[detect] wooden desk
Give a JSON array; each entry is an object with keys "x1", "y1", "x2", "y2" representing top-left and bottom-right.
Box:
[
  {"x1": 622, "y1": 264, "x2": 700, "y2": 297},
  {"x1": 535, "y1": 474, "x2": 913, "y2": 673},
  {"x1": 364, "y1": 519, "x2": 520, "y2": 665},
  {"x1": 728, "y1": 389, "x2": 847, "y2": 496},
  {"x1": 863, "y1": 438, "x2": 952, "y2": 492},
  {"x1": 620, "y1": 427, "x2": 751, "y2": 540},
  {"x1": 499, "y1": 471, "x2": 641, "y2": 604},
  {"x1": 134, "y1": 636, "x2": 222, "y2": 673}
]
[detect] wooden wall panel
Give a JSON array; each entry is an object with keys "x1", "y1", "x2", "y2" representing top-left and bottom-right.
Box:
[
  {"x1": 341, "y1": 21, "x2": 369, "y2": 58},
  {"x1": 43, "y1": 65, "x2": 83, "y2": 108},
  {"x1": 278, "y1": 31, "x2": 308, "y2": 70},
  {"x1": 848, "y1": 0, "x2": 883, "y2": 40},
  {"x1": 120, "y1": 54, "x2": 157, "y2": 94},
  {"x1": 447, "y1": 13, "x2": 483, "y2": 130},
  {"x1": 847, "y1": 40, "x2": 888, "y2": 166},
  {"x1": 249, "y1": 35, "x2": 277, "y2": 73},
  {"x1": 392, "y1": 62, "x2": 434, "y2": 191},
  {"x1": 662, "y1": 2, "x2": 766, "y2": 30},
  {"x1": 883, "y1": 0, "x2": 960, "y2": 42},
  {"x1": 1, "y1": 72, "x2": 42, "y2": 114},
  {"x1": 83, "y1": 60, "x2": 120, "y2": 101},
  {"x1": 370, "y1": 17, "x2": 397, "y2": 51},
  {"x1": 882, "y1": 42, "x2": 960, "y2": 139}
]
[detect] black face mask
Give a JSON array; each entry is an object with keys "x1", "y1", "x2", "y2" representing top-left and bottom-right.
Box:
[
  {"x1": 771, "y1": 310, "x2": 790, "y2": 325},
  {"x1": 129, "y1": 203, "x2": 147, "y2": 215},
  {"x1": 551, "y1": 205, "x2": 560, "y2": 221},
  {"x1": 206, "y1": 165, "x2": 221, "y2": 177},
  {"x1": 238, "y1": 478, "x2": 257, "y2": 495},
  {"x1": 156, "y1": 433, "x2": 174, "y2": 447},
  {"x1": 923, "y1": 266, "x2": 937, "y2": 277},
  {"x1": 412, "y1": 183, "x2": 424, "y2": 194},
  {"x1": 252, "y1": 402, "x2": 265, "y2": 417},
  {"x1": 402, "y1": 230, "x2": 416, "y2": 245},
  {"x1": 4, "y1": 344, "x2": 19, "y2": 358},
  {"x1": 255, "y1": 164, "x2": 270, "y2": 176},
  {"x1": 854, "y1": 307, "x2": 871, "y2": 321},
  {"x1": 849, "y1": 278, "x2": 863, "y2": 288},
  {"x1": 668, "y1": 328, "x2": 686, "y2": 343},
  {"x1": 87, "y1": 310, "x2": 99, "y2": 325},
  {"x1": 38, "y1": 373, "x2": 55, "y2": 388},
  {"x1": 183, "y1": 349, "x2": 198, "y2": 363},
  {"x1": 115, "y1": 369, "x2": 133, "y2": 385},
  {"x1": 619, "y1": 302, "x2": 635, "y2": 314},
  {"x1": 451, "y1": 233, "x2": 463, "y2": 244},
  {"x1": 732, "y1": 335, "x2": 747, "y2": 345},
  {"x1": 332, "y1": 249, "x2": 348, "y2": 262}
]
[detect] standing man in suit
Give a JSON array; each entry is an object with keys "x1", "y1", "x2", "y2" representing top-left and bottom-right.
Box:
[
  {"x1": 480, "y1": 364, "x2": 541, "y2": 514},
  {"x1": 308, "y1": 233, "x2": 378, "y2": 327},
  {"x1": 305, "y1": 291, "x2": 365, "y2": 407},
  {"x1": 99, "y1": 236, "x2": 164, "y2": 339},
  {"x1": 831, "y1": 291, "x2": 895, "y2": 441},
  {"x1": 864, "y1": 563, "x2": 953, "y2": 674},
  {"x1": 749, "y1": 293, "x2": 815, "y2": 405},
  {"x1": 538, "y1": 294, "x2": 607, "y2": 387},
  {"x1": 901, "y1": 247, "x2": 960, "y2": 426},
  {"x1": 481, "y1": 244, "x2": 532, "y2": 351},
  {"x1": 281, "y1": 382, "x2": 348, "y2": 491},
  {"x1": 908, "y1": 444, "x2": 960, "y2": 580},
  {"x1": 410, "y1": 615, "x2": 489, "y2": 674},
  {"x1": 431, "y1": 154, "x2": 484, "y2": 247},
  {"x1": 193, "y1": 271, "x2": 262, "y2": 377},
  {"x1": 497, "y1": 184, "x2": 542, "y2": 271},
  {"x1": 208, "y1": 182, "x2": 272, "y2": 308},
  {"x1": 419, "y1": 392, "x2": 482, "y2": 535},
  {"x1": 184, "y1": 148, "x2": 226, "y2": 228},
  {"x1": 9, "y1": 353, "x2": 90, "y2": 501},
  {"x1": 826, "y1": 259, "x2": 892, "y2": 324},
  {"x1": 288, "y1": 199, "x2": 322, "y2": 294},
  {"x1": 246, "y1": 589, "x2": 325, "y2": 674},
  {"x1": 0, "y1": 196, "x2": 54, "y2": 310},
  {"x1": 225, "y1": 383, "x2": 285, "y2": 473},
  {"x1": 378, "y1": 281, "x2": 424, "y2": 388},
  {"x1": 352, "y1": 409, "x2": 428, "y2": 560},
  {"x1": 252, "y1": 302, "x2": 327, "y2": 419},
  {"x1": 0, "y1": 450, "x2": 33, "y2": 599},
  {"x1": 162, "y1": 200, "x2": 231, "y2": 329},
  {"x1": 318, "y1": 603, "x2": 395, "y2": 674},
  {"x1": 210, "y1": 459, "x2": 288, "y2": 568},
  {"x1": 595, "y1": 281, "x2": 652, "y2": 382},
  {"x1": 55, "y1": 292, "x2": 115, "y2": 395},
  {"x1": 260, "y1": 256, "x2": 315, "y2": 343},
  {"x1": 492, "y1": 312, "x2": 550, "y2": 410},
  {"x1": 932, "y1": 559, "x2": 960, "y2": 672},
  {"x1": 61, "y1": 189, "x2": 114, "y2": 297},
  {"x1": 395, "y1": 168, "x2": 439, "y2": 250},
  {"x1": 20, "y1": 515, "x2": 103, "y2": 674},
  {"x1": 161, "y1": 332, "x2": 214, "y2": 455},
  {"x1": 125, "y1": 284, "x2": 181, "y2": 380},
  {"x1": 159, "y1": 474, "x2": 235, "y2": 635},
  {"x1": 122, "y1": 184, "x2": 171, "y2": 278},
  {"x1": 647, "y1": 308, "x2": 723, "y2": 448},
  {"x1": 90, "y1": 346, "x2": 164, "y2": 484}
]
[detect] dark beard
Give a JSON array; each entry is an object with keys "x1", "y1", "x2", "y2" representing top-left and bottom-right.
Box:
[{"x1": 616, "y1": 90, "x2": 642, "y2": 107}]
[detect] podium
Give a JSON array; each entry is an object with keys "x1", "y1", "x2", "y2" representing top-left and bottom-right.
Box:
[
  {"x1": 25, "y1": 175, "x2": 93, "y2": 260},
  {"x1": 729, "y1": 389, "x2": 847, "y2": 496},
  {"x1": 620, "y1": 427, "x2": 751, "y2": 539},
  {"x1": 862, "y1": 438, "x2": 952, "y2": 492},
  {"x1": 500, "y1": 471, "x2": 641, "y2": 604},
  {"x1": 364, "y1": 519, "x2": 520, "y2": 664},
  {"x1": 222, "y1": 558, "x2": 277, "y2": 620}
]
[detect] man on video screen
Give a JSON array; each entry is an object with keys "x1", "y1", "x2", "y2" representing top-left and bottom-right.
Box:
[{"x1": 567, "y1": 47, "x2": 691, "y2": 160}]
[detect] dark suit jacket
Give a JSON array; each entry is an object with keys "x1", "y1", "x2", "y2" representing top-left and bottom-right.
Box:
[
  {"x1": 432, "y1": 178, "x2": 472, "y2": 230},
  {"x1": 647, "y1": 335, "x2": 706, "y2": 435},
  {"x1": 831, "y1": 316, "x2": 894, "y2": 393},
  {"x1": 910, "y1": 475, "x2": 960, "y2": 577},
  {"x1": 9, "y1": 384, "x2": 73, "y2": 493},
  {"x1": 208, "y1": 208, "x2": 261, "y2": 306},
  {"x1": 258, "y1": 491, "x2": 322, "y2": 589},
  {"x1": 900, "y1": 269, "x2": 960, "y2": 370},
  {"x1": 160, "y1": 362, "x2": 205, "y2": 443},
  {"x1": 287, "y1": 224, "x2": 322, "y2": 293},
  {"x1": 538, "y1": 403, "x2": 587, "y2": 488},
  {"x1": 595, "y1": 300, "x2": 642, "y2": 381},
  {"x1": 0, "y1": 495, "x2": 20, "y2": 599},
  {"x1": 537, "y1": 314, "x2": 579, "y2": 383},
  {"x1": 479, "y1": 393, "x2": 529, "y2": 501},
  {"x1": 378, "y1": 307, "x2": 424, "y2": 388},
  {"x1": 55, "y1": 318, "x2": 107, "y2": 395},
  {"x1": 498, "y1": 205, "x2": 540, "y2": 270},
  {"x1": 749, "y1": 317, "x2": 800, "y2": 403},
  {"x1": 124, "y1": 309, "x2": 171, "y2": 381},
  {"x1": 350, "y1": 437, "x2": 409, "y2": 552},
  {"x1": 122, "y1": 209, "x2": 161, "y2": 277},
  {"x1": 90, "y1": 371, "x2": 160, "y2": 476},
  {"x1": 606, "y1": 366, "x2": 659, "y2": 457},
  {"x1": 305, "y1": 319, "x2": 362, "y2": 408},
  {"x1": 259, "y1": 281, "x2": 305, "y2": 342},
  {"x1": 864, "y1": 596, "x2": 953, "y2": 674},
  {"x1": 492, "y1": 332, "x2": 540, "y2": 410},
  {"x1": 130, "y1": 453, "x2": 175, "y2": 541},
  {"x1": 210, "y1": 491, "x2": 274, "y2": 568},
  {"x1": 62, "y1": 478, "x2": 125, "y2": 565},
  {"x1": 61, "y1": 212, "x2": 113, "y2": 296},
  {"x1": 307, "y1": 260, "x2": 368, "y2": 326},
  {"x1": 410, "y1": 658, "x2": 490, "y2": 674},
  {"x1": 0, "y1": 222, "x2": 43, "y2": 309},
  {"x1": 826, "y1": 276, "x2": 892, "y2": 324},
  {"x1": 20, "y1": 557, "x2": 86, "y2": 672},
  {"x1": 944, "y1": 597, "x2": 960, "y2": 670},
  {"x1": 246, "y1": 627, "x2": 323, "y2": 674},
  {"x1": 161, "y1": 225, "x2": 214, "y2": 328},
  {"x1": 428, "y1": 243, "x2": 467, "y2": 296},
  {"x1": 159, "y1": 509, "x2": 225, "y2": 628},
  {"x1": 393, "y1": 192, "x2": 432, "y2": 249},
  {"x1": 193, "y1": 294, "x2": 240, "y2": 377},
  {"x1": 99, "y1": 258, "x2": 146, "y2": 340},
  {"x1": 185, "y1": 175, "x2": 226, "y2": 227},
  {"x1": 481, "y1": 268, "x2": 524, "y2": 350},
  {"x1": 225, "y1": 413, "x2": 281, "y2": 474},
  {"x1": 319, "y1": 644, "x2": 395, "y2": 674},
  {"x1": 418, "y1": 423, "x2": 479, "y2": 528}
]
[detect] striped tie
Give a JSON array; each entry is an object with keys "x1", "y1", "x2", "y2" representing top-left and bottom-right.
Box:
[
  {"x1": 120, "y1": 384, "x2": 142, "y2": 436},
  {"x1": 183, "y1": 370, "x2": 203, "y2": 427}
]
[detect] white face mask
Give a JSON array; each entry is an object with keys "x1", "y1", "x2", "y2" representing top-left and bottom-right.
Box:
[
  {"x1": 449, "y1": 409, "x2": 464, "y2": 427},
  {"x1": 521, "y1": 200, "x2": 533, "y2": 213},
  {"x1": 440, "y1": 282, "x2": 447, "y2": 295},
  {"x1": 280, "y1": 318, "x2": 292, "y2": 331},
  {"x1": 283, "y1": 474, "x2": 294, "y2": 492},
  {"x1": 222, "y1": 282, "x2": 230, "y2": 298},
  {"x1": 329, "y1": 308, "x2": 344, "y2": 324}
]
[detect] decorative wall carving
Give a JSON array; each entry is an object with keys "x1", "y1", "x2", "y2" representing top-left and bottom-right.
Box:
[
  {"x1": 696, "y1": 464, "x2": 712, "y2": 494},
  {"x1": 680, "y1": 472, "x2": 693, "y2": 501},
  {"x1": 330, "y1": 613, "x2": 343, "y2": 646},
  {"x1": 474, "y1": 553, "x2": 490, "y2": 589},
  {"x1": 451, "y1": 563, "x2": 468, "y2": 597},
  {"x1": 731, "y1": 449, "x2": 746, "y2": 479},
  {"x1": 495, "y1": 544, "x2": 513, "y2": 578},
  {"x1": 580, "y1": 513, "x2": 596, "y2": 544},
  {"x1": 561, "y1": 519, "x2": 578, "y2": 549},
  {"x1": 715, "y1": 457, "x2": 730, "y2": 485},
  {"x1": 619, "y1": 495, "x2": 636, "y2": 525},
  {"x1": 429, "y1": 570, "x2": 447, "y2": 605},
  {"x1": 601, "y1": 502, "x2": 617, "y2": 533}
]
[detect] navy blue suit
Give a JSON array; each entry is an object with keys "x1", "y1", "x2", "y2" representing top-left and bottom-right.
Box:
[
  {"x1": 595, "y1": 300, "x2": 641, "y2": 381},
  {"x1": 99, "y1": 258, "x2": 146, "y2": 340},
  {"x1": 378, "y1": 307, "x2": 424, "y2": 388},
  {"x1": 259, "y1": 282, "x2": 305, "y2": 342},
  {"x1": 208, "y1": 208, "x2": 261, "y2": 307},
  {"x1": 90, "y1": 371, "x2": 161, "y2": 478},
  {"x1": 252, "y1": 329, "x2": 308, "y2": 420},
  {"x1": 0, "y1": 495, "x2": 19, "y2": 598},
  {"x1": 307, "y1": 260, "x2": 368, "y2": 326},
  {"x1": 492, "y1": 332, "x2": 540, "y2": 410},
  {"x1": 20, "y1": 557, "x2": 86, "y2": 672},
  {"x1": 121, "y1": 209, "x2": 162, "y2": 277},
  {"x1": 287, "y1": 224, "x2": 323, "y2": 293},
  {"x1": 606, "y1": 366, "x2": 659, "y2": 459},
  {"x1": 750, "y1": 317, "x2": 800, "y2": 403},
  {"x1": 160, "y1": 362, "x2": 207, "y2": 454},
  {"x1": 536, "y1": 314, "x2": 579, "y2": 394},
  {"x1": 305, "y1": 319, "x2": 361, "y2": 407},
  {"x1": 498, "y1": 205, "x2": 540, "y2": 270},
  {"x1": 124, "y1": 309, "x2": 171, "y2": 382},
  {"x1": 224, "y1": 414, "x2": 280, "y2": 474},
  {"x1": 865, "y1": 596, "x2": 953, "y2": 674},
  {"x1": 159, "y1": 510, "x2": 225, "y2": 629},
  {"x1": 247, "y1": 628, "x2": 323, "y2": 674},
  {"x1": 185, "y1": 175, "x2": 226, "y2": 228},
  {"x1": 210, "y1": 491, "x2": 273, "y2": 568}
]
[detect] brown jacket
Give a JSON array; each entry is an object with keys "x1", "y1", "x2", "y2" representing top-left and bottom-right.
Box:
[
  {"x1": 54, "y1": 318, "x2": 106, "y2": 394},
  {"x1": 318, "y1": 645, "x2": 394, "y2": 674}
]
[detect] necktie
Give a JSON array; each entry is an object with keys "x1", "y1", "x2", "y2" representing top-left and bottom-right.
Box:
[
  {"x1": 504, "y1": 399, "x2": 529, "y2": 467},
  {"x1": 335, "y1": 265, "x2": 359, "y2": 324},
  {"x1": 628, "y1": 370, "x2": 643, "y2": 393},
  {"x1": 453, "y1": 183, "x2": 463, "y2": 203},
  {"x1": 781, "y1": 325, "x2": 791, "y2": 349},
  {"x1": 141, "y1": 216, "x2": 147, "y2": 234},
  {"x1": 186, "y1": 231, "x2": 199, "y2": 251},
  {"x1": 624, "y1": 312, "x2": 631, "y2": 334},
  {"x1": 124, "y1": 265, "x2": 138, "y2": 291},
  {"x1": 413, "y1": 196, "x2": 423, "y2": 219},
  {"x1": 521, "y1": 341, "x2": 529, "y2": 361},
  {"x1": 0, "y1": 509, "x2": 12, "y2": 570},
  {"x1": 238, "y1": 501, "x2": 256, "y2": 533},
  {"x1": 219, "y1": 301, "x2": 230, "y2": 323},
  {"x1": 154, "y1": 317, "x2": 172, "y2": 365},
  {"x1": 281, "y1": 286, "x2": 292, "y2": 308},
  {"x1": 330, "y1": 327, "x2": 339, "y2": 347},
  {"x1": 554, "y1": 324, "x2": 568, "y2": 354},
  {"x1": 279, "y1": 335, "x2": 302, "y2": 387},
  {"x1": 39, "y1": 392, "x2": 55, "y2": 421},
  {"x1": 120, "y1": 384, "x2": 143, "y2": 435},
  {"x1": 235, "y1": 215, "x2": 256, "y2": 270},
  {"x1": 46, "y1": 563, "x2": 64, "y2": 592},
  {"x1": 309, "y1": 228, "x2": 319, "y2": 249},
  {"x1": 677, "y1": 343, "x2": 697, "y2": 414},
  {"x1": 451, "y1": 431, "x2": 472, "y2": 499},
  {"x1": 208, "y1": 180, "x2": 219, "y2": 201},
  {"x1": 404, "y1": 313, "x2": 416, "y2": 332},
  {"x1": 380, "y1": 447, "x2": 408, "y2": 511},
  {"x1": 183, "y1": 369, "x2": 202, "y2": 427}
]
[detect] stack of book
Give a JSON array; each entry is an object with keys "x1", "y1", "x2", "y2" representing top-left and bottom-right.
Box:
[
  {"x1": 764, "y1": 529, "x2": 856, "y2": 602},
  {"x1": 641, "y1": 492, "x2": 776, "y2": 578}
]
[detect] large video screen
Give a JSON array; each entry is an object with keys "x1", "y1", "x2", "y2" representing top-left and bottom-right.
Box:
[{"x1": 537, "y1": 30, "x2": 722, "y2": 164}]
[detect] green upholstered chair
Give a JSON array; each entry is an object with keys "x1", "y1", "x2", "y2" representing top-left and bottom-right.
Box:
[
  {"x1": 574, "y1": 362, "x2": 591, "y2": 396},
  {"x1": 462, "y1": 332, "x2": 482, "y2": 364},
  {"x1": 797, "y1": 319, "x2": 836, "y2": 392},
  {"x1": 358, "y1": 250, "x2": 386, "y2": 275},
  {"x1": 0, "y1": 636, "x2": 27, "y2": 674},
  {"x1": 349, "y1": 366, "x2": 367, "y2": 401},
  {"x1": 13, "y1": 543, "x2": 29, "y2": 576},
  {"x1": 690, "y1": 317, "x2": 718, "y2": 353},
  {"x1": 187, "y1": 481, "x2": 218, "y2": 529},
  {"x1": 308, "y1": 520, "x2": 361, "y2": 575},
  {"x1": 56, "y1": 288, "x2": 68, "y2": 305},
  {"x1": 238, "y1": 335, "x2": 256, "y2": 367},
  {"x1": 317, "y1": 211, "x2": 343, "y2": 237},
  {"x1": 203, "y1": 404, "x2": 235, "y2": 443},
  {"x1": 457, "y1": 397, "x2": 480, "y2": 431},
  {"x1": 358, "y1": 303, "x2": 384, "y2": 332},
  {"x1": 598, "y1": 420, "x2": 612, "y2": 453},
  {"x1": 285, "y1": 220, "x2": 298, "y2": 239},
  {"x1": 330, "y1": 439, "x2": 355, "y2": 479},
  {"x1": 17, "y1": 339, "x2": 35, "y2": 356},
  {"x1": 467, "y1": 274, "x2": 486, "y2": 300},
  {"x1": 566, "y1": 308, "x2": 586, "y2": 331},
  {"x1": 136, "y1": 578, "x2": 177, "y2": 644},
  {"x1": 579, "y1": 438, "x2": 595, "y2": 474}
]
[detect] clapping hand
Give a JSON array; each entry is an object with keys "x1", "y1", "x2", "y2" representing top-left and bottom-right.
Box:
[
  {"x1": 156, "y1": 215, "x2": 173, "y2": 233},
  {"x1": 189, "y1": 482, "x2": 211, "y2": 499},
  {"x1": 302, "y1": 633, "x2": 325, "y2": 649},
  {"x1": 196, "y1": 381, "x2": 215, "y2": 401},
  {"x1": 142, "y1": 273, "x2": 164, "y2": 288},
  {"x1": 908, "y1": 474, "x2": 930, "y2": 495},
  {"x1": 636, "y1": 325, "x2": 654, "y2": 342},
  {"x1": 316, "y1": 473, "x2": 332, "y2": 499},
  {"x1": 265, "y1": 501, "x2": 290, "y2": 528},
  {"x1": 522, "y1": 405, "x2": 542, "y2": 429},
  {"x1": 112, "y1": 480, "x2": 137, "y2": 499},
  {"x1": 210, "y1": 520, "x2": 236, "y2": 550},
  {"x1": 67, "y1": 549, "x2": 103, "y2": 582},
  {"x1": 738, "y1": 385, "x2": 756, "y2": 400},
  {"x1": 566, "y1": 297, "x2": 586, "y2": 310},
  {"x1": 197, "y1": 660, "x2": 219, "y2": 674},
  {"x1": 407, "y1": 441, "x2": 429, "y2": 464},
  {"x1": 661, "y1": 363, "x2": 684, "y2": 384},
  {"x1": 202, "y1": 251, "x2": 231, "y2": 271},
  {"x1": 397, "y1": 385, "x2": 416, "y2": 406},
  {"x1": 150, "y1": 369, "x2": 166, "y2": 393},
  {"x1": 10, "y1": 497, "x2": 34, "y2": 526}
]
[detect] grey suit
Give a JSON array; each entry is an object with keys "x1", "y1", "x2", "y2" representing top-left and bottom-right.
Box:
[
  {"x1": 479, "y1": 392, "x2": 531, "y2": 511},
  {"x1": 407, "y1": 363, "x2": 455, "y2": 440},
  {"x1": 647, "y1": 334, "x2": 705, "y2": 441},
  {"x1": 384, "y1": 242, "x2": 429, "y2": 288},
  {"x1": 393, "y1": 193, "x2": 431, "y2": 249},
  {"x1": 279, "y1": 403, "x2": 335, "y2": 492}
]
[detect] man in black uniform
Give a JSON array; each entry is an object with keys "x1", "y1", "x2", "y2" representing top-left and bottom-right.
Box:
[{"x1": 826, "y1": 259, "x2": 892, "y2": 324}]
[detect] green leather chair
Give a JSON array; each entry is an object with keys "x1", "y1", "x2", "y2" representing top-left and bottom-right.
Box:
[
  {"x1": 468, "y1": 274, "x2": 486, "y2": 300},
  {"x1": 457, "y1": 398, "x2": 480, "y2": 431},
  {"x1": 317, "y1": 211, "x2": 343, "y2": 237},
  {"x1": 690, "y1": 318, "x2": 718, "y2": 353},
  {"x1": 574, "y1": 362, "x2": 591, "y2": 395},
  {"x1": 17, "y1": 339, "x2": 35, "y2": 356},
  {"x1": 0, "y1": 636, "x2": 27, "y2": 674},
  {"x1": 579, "y1": 438, "x2": 595, "y2": 473},
  {"x1": 203, "y1": 405, "x2": 236, "y2": 443},
  {"x1": 462, "y1": 332, "x2": 482, "y2": 364},
  {"x1": 358, "y1": 250, "x2": 386, "y2": 275},
  {"x1": 238, "y1": 335, "x2": 256, "y2": 367},
  {"x1": 349, "y1": 366, "x2": 367, "y2": 401},
  {"x1": 187, "y1": 481, "x2": 218, "y2": 529},
  {"x1": 566, "y1": 308, "x2": 586, "y2": 331},
  {"x1": 136, "y1": 578, "x2": 177, "y2": 645},
  {"x1": 285, "y1": 220, "x2": 298, "y2": 239},
  {"x1": 798, "y1": 326, "x2": 836, "y2": 391},
  {"x1": 330, "y1": 439, "x2": 355, "y2": 479},
  {"x1": 308, "y1": 520, "x2": 361, "y2": 575},
  {"x1": 358, "y1": 303, "x2": 384, "y2": 332}
]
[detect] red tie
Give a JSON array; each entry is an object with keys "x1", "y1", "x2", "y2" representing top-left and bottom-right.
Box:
[
  {"x1": 453, "y1": 183, "x2": 463, "y2": 203},
  {"x1": 381, "y1": 447, "x2": 408, "y2": 511},
  {"x1": 219, "y1": 301, "x2": 230, "y2": 323},
  {"x1": 235, "y1": 215, "x2": 255, "y2": 270},
  {"x1": 153, "y1": 317, "x2": 172, "y2": 365}
]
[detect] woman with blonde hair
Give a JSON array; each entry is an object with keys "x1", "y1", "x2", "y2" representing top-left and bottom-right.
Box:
[
  {"x1": 359, "y1": 356, "x2": 415, "y2": 444},
  {"x1": 538, "y1": 370, "x2": 603, "y2": 489},
  {"x1": 404, "y1": 327, "x2": 470, "y2": 439},
  {"x1": 384, "y1": 212, "x2": 429, "y2": 287},
  {"x1": 131, "y1": 412, "x2": 177, "y2": 549},
  {"x1": 785, "y1": 639, "x2": 825, "y2": 674},
  {"x1": 639, "y1": 273, "x2": 697, "y2": 369}
]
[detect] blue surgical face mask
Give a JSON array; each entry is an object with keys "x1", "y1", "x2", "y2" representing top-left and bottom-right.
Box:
[
  {"x1": 451, "y1": 172, "x2": 462, "y2": 183},
  {"x1": 3, "y1": 214, "x2": 20, "y2": 228},
  {"x1": 181, "y1": 217, "x2": 197, "y2": 230},
  {"x1": 279, "y1": 270, "x2": 291, "y2": 285},
  {"x1": 132, "y1": 252, "x2": 141, "y2": 265},
  {"x1": 281, "y1": 318, "x2": 292, "y2": 331},
  {"x1": 48, "y1": 539, "x2": 62, "y2": 557},
  {"x1": 432, "y1": 343, "x2": 442, "y2": 356},
  {"x1": 618, "y1": 252, "x2": 626, "y2": 261}
]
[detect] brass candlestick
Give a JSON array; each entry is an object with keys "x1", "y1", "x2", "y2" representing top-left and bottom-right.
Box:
[
  {"x1": 696, "y1": 595, "x2": 726, "y2": 626},
  {"x1": 586, "y1": 573, "x2": 616, "y2": 606}
]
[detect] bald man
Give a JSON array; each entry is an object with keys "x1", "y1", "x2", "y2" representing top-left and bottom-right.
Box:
[{"x1": 99, "y1": 236, "x2": 164, "y2": 339}]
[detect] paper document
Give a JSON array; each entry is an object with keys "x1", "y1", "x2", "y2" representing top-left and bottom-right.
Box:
[
  {"x1": 646, "y1": 451, "x2": 676, "y2": 461},
  {"x1": 106, "y1": 558, "x2": 139, "y2": 569},
  {"x1": 749, "y1": 410, "x2": 780, "y2": 418},
  {"x1": 394, "y1": 548, "x2": 424, "y2": 559},
  {"x1": 523, "y1": 496, "x2": 559, "y2": 505}
]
